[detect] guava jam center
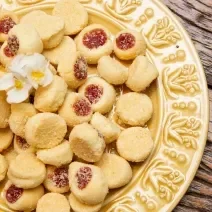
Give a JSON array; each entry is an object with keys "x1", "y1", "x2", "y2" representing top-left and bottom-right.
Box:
[
  {"x1": 83, "y1": 29, "x2": 107, "y2": 49},
  {"x1": 116, "y1": 33, "x2": 135, "y2": 50}
]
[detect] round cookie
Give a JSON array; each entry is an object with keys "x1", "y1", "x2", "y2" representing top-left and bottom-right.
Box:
[
  {"x1": 0, "y1": 91, "x2": 10, "y2": 128},
  {"x1": 9, "y1": 103, "x2": 37, "y2": 138},
  {"x1": 114, "y1": 29, "x2": 146, "y2": 60},
  {"x1": 75, "y1": 24, "x2": 113, "y2": 64},
  {"x1": 21, "y1": 10, "x2": 65, "y2": 49},
  {"x1": 69, "y1": 193, "x2": 102, "y2": 212},
  {"x1": 0, "y1": 154, "x2": 8, "y2": 182},
  {"x1": 7, "y1": 153, "x2": 46, "y2": 189},
  {"x1": 97, "y1": 56, "x2": 128, "y2": 85},
  {"x1": 36, "y1": 193, "x2": 70, "y2": 212},
  {"x1": 8, "y1": 24, "x2": 43, "y2": 55},
  {"x1": 57, "y1": 51, "x2": 88, "y2": 89},
  {"x1": 2, "y1": 145, "x2": 17, "y2": 165},
  {"x1": 43, "y1": 36, "x2": 76, "y2": 65},
  {"x1": 69, "y1": 162, "x2": 108, "y2": 205},
  {"x1": 117, "y1": 127, "x2": 153, "y2": 162},
  {"x1": 90, "y1": 112, "x2": 120, "y2": 144},
  {"x1": 25, "y1": 113, "x2": 67, "y2": 149},
  {"x1": 58, "y1": 92, "x2": 93, "y2": 127},
  {"x1": 69, "y1": 123, "x2": 105, "y2": 163},
  {"x1": 116, "y1": 92, "x2": 153, "y2": 126},
  {"x1": 43, "y1": 165, "x2": 69, "y2": 193},
  {"x1": 78, "y1": 76, "x2": 116, "y2": 114},
  {"x1": 0, "y1": 9, "x2": 19, "y2": 42},
  {"x1": 95, "y1": 153, "x2": 132, "y2": 189},
  {"x1": 52, "y1": 0, "x2": 88, "y2": 35},
  {"x1": 0, "y1": 127, "x2": 13, "y2": 152},
  {"x1": 14, "y1": 135, "x2": 35, "y2": 154},
  {"x1": 126, "y1": 56, "x2": 159, "y2": 92},
  {"x1": 0, "y1": 23, "x2": 43, "y2": 66},
  {"x1": 34, "y1": 75, "x2": 68, "y2": 112},
  {"x1": 3, "y1": 181, "x2": 44, "y2": 211},
  {"x1": 37, "y1": 140, "x2": 73, "y2": 167}
]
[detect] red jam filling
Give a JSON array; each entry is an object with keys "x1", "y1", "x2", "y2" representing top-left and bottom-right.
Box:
[
  {"x1": 83, "y1": 28, "x2": 107, "y2": 49},
  {"x1": 85, "y1": 84, "x2": 103, "y2": 104},
  {"x1": 16, "y1": 136, "x2": 30, "y2": 150},
  {"x1": 73, "y1": 98, "x2": 91, "y2": 116},
  {"x1": 6, "y1": 184, "x2": 23, "y2": 204},
  {"x1": 4, "y1": 35, "x2": 19, "y2": 57},
  {"x1": 116, "y1": 33, "x2": 135, "y2": 50},
  {"x1": 74, "y1": 56, "x2": 88, "y2": 80},
  {"x1": 51, "y1": 167, "x2": 69, "y2": 188},
  {"x1": 76, "y1": 167, "x2": 92, "y2": 190},
  {"x1": 0, "y1": 16, "x2": 16, "y2": 34}
]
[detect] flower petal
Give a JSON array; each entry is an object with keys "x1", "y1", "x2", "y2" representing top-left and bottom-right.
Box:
[
  {"x1": 42, "y1": 68, "x2": 53, "y2": 87},
  {"x1": 6, "y1": 85, "x2": 30, "y2": 103},
  {"x1": 23, "y1": 53, "x2": 47, "y2": 71},
  {"x1": 0, "y1": 73, "x2": 14, "y2": 90},
  {"x1": 26, "y1": 70, "x2": 39, "y2": 89},
  {"x1": 8, "y1": 54, "x2": 27, "y2": 77}
]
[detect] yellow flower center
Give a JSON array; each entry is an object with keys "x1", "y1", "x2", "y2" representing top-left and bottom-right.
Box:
[
  {"x1": 14, "y1": 79, "x2": 23, "y2": 89},
  {"x1": 31, "y1": 70, "x2": 44, "y2": 82}
]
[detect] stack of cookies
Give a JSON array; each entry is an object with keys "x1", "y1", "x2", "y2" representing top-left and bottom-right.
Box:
[{"x1": 0, "y1": 0, "x2": 159, "y2": 211}]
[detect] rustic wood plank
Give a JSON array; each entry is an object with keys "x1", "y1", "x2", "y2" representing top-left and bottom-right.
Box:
[
  {"x1": 162, "y1": 1, "x2": 212, "y2": 211},
  {"x1": 163, "y1": 0, "x2": 212, "y2": 86}
]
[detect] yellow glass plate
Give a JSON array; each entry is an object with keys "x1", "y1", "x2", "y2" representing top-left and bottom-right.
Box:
[{"x1": 0, "y1": 0, "x2": 209, "y2": 211}]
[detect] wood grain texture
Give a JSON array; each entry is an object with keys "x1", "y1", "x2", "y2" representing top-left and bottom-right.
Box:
[{"x1": 162, "y1": 0, "x2": 212, "y2": 211}]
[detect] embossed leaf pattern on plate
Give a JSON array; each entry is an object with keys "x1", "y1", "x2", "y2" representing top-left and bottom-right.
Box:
[{"x1": 0, "y1": 0, "x2": 208, "y2": 212}]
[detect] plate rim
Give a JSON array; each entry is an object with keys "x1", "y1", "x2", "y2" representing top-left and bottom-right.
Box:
[
  {"x1": 155, "y1": 0, "x2": 209, "y2": 210},
  {"x1": 0, "y1": 0, "x2": 209, "y2": 211}
]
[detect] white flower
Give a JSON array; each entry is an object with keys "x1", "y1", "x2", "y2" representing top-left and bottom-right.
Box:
[
  {"x1": 8, "y1": 53, "x2": 53, "y2": 89},
  {"x1": 22, "y1": 53, "x2": 53, "y2": 89},
  {"x1": 0, "y1": 73, "x2": 32, "y2": 103},
  {"x1": 0, "y1": 53, "x2": 53, "y2": 104},
  {"x1": 8, "y1": 54, "x2": 27, "y2": 77}
]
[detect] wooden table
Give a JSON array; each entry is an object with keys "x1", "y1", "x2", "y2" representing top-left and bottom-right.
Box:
[{"x1": 163, "y1": 0, "x2": 212, "y2": 211}]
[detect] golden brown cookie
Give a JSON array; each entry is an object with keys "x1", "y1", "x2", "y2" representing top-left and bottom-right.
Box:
[
  {"x1": 116, "y1": 92, "x2": 153, "y2": 126},
  {"x1": 126, "y1": 56, "x2": 159, "y2": 92},
  {"x1": 0, "y1": 154, "x2": 8, "y2": 182},
  {"x1": 36, "y1": 193, "x2": 70, "y2": 212},
  {"x1": 0, "y1": 23, "x2": 43, "y2": 66},
  {"x1": 75, "y1": 24, "x2": 113, "y2": 64},
  {"x1": 57, "y1": 52, "x2": 88, "y2": 89},
  {"x1": 69, "y1": 162, "x2": 108, "y2": 205},
  {"x1": 2, "y1": 180, "x2": 44, "y2": 211},
  {"x1": 90, "y1": 112, "x2": 120, "y2": 144},
  {"x1": 0, "y1": 127, "x2": 13, "y2": 153},
  {"x1": 52, "y1": 0, "x2": 88, "y2": 35},
  {"x1": 69, "y1": 193, "x2": 102, "y2": 212},
  {"x1": 25, "y1": 113, "x2": 67, "y2": 149},
  {"x1": 21, "y1": 10, "x2": 65, "y2": 49},
  {"x1": 37, "y1": 140, "x2": 73, "y2": 167},
  {"x1": 14, "y1": 135, "x2": 35, "y2": 154},
  {"x1": 97, "y1": 56, "x2": 128, "y2": 85},
  {"x1": 78, "y1": 77, "x2": 116, "y2": 114},
  {"x1": 7, "y1": 153, "x2": 46, "y2": 189},
  {"x1": 9, "y1": 103, "x2": 37, "y2": 138},
  {"x1": 114, "y1": 29, "x2": 146, "y2": 60},
  {"x1": 43, "y1": 165, "x2": 69, "y2": 193},
  {"x1": 0, "y1": 9, "x2": 19, "y2": 42},
  {"x1": 69, "y1": 123, "x2": 105, "y2": 163},
  {"x1": 95, "y1": 153, "x2": 132, "y2": 189},
  {"x1": 43, "y1": 36, "x2": 76, "y2": 65},
  {"x1": 116, "y1": 127, "x2": 154, "y2": 162},
  {"x1": 0, "y1": 91, "x2": 10, "y2": 128},
  {"x1": 58, "y1": 92, "x2": 93, "y2": 127},
  {"x1": 34, "y1": 75, "x2": 68, "y2": 112}
]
